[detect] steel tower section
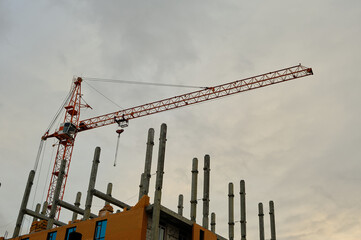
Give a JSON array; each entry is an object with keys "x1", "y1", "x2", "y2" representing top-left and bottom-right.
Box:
[{"x1": 44, "y1": 77, "x2": 83, "y2": 218}]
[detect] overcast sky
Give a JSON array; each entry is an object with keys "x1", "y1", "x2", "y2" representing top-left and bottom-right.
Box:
[{"x1": 1, "y1": 1, "x2": 361, "y2": 239}]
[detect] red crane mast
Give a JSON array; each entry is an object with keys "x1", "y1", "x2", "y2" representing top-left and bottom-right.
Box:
[{"x1": 42, "y1": 64, "x2": 313, "y2": 217}]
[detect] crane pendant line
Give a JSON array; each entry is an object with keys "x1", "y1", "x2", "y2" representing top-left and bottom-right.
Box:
[{"x1": 42, "y1": 64, "x2": 313, "y2": 218}]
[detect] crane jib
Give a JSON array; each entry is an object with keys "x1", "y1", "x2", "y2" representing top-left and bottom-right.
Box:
[{"x1": 78, "y1": 64, "x2": 313, "y2": 132}]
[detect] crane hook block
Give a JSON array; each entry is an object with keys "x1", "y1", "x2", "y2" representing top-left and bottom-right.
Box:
[
  {"x1": 116, "y1": 129, "x2": 124, "y2": 135},
  {"x1": 114, "y1": 115, "x2": 129, "y2": 128}
]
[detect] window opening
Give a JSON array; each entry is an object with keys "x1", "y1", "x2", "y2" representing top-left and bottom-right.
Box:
[
  {"x1": 94, "y1": 220, "x2": 107, "y2": 240},
  {"x1": 65, "y1": 227, "x2": 76, "y2": 240},
  {"x1": 69, "y1": 232, "x2": 82, "y2": 240},
  {"x1": 47, "y1": 231, "x2": 57, "y2": 240},
  {"x1": 200, "y1": 230, "x2": 204, "y2": 240}
]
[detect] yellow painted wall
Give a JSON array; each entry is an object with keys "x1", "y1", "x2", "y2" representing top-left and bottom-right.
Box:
[
  {"x1": 10, "y1": 196, "x2": 220, "y2": 240},
  {"x1": 11, "y1": 196, "x2": 149, "y2": 240}
]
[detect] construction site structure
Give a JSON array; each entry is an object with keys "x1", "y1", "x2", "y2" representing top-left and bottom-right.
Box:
[
  {"x1": 39, "y1": 64, "x2": 313, "y2": 219},
  {"x1": 7, "y1": 124, "x2": 281, "y2": 240}
]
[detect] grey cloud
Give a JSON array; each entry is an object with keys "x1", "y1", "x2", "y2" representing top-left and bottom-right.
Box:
[{"x1": 1, "y1": 1, "x2": 361, "y2": 240}]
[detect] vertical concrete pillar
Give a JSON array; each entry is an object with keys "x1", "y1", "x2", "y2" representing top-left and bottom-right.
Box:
[
  {"x1": 190, "y1": 158, "x2": 198, "y2": 222},
  {"x1": 72, "y1": 192, "x2": 82, "y2": 222},
  {"x1": 138, "y1": 173, "x2": 145, "y2": 200},
  {"x1": 258, "y1": 203, "x2": 265, "y2": 240},
  {"x1": 151, "y1": 124, "x2": 167, "y2": 240},
  {"x1": 13, "y1": 170, "x2": 35, "y2": 238},
  {"x1": 269, "y1": 201, "x2": 276, "y2": 240},
  {"x1": 83, "y1": 147, "x2": 101, "y2": 220},
  {"x1": 47, "y1": 159, "x2": 67, "y2": 229},
  {"x1": 202, "y1": 155, "x2": 210, "y2": 229},
  {"x1": 228, "y1": 182, "x2": 234, "y2": 240},
  {"x1": 178, "y1": 194, "x2": 184, "y2": 216},
  {"x1": 41, "y1": 201, "x2": 48, "y2": 215},
  {"x1": 32, "y1": 203, "x2": 41, "y2": 222},
  {"x1": 139, "y1": 128, "x2": 155, "y2": 200},
  {"x1": 240, "y1": 180, "x2": 246, "y2": 240},
  {"x1": 105, "y1": 183, "x2": 113, "y2": 205},
  {"x1": 211, "y1": 212, "x2": 216, "y2": 233}
]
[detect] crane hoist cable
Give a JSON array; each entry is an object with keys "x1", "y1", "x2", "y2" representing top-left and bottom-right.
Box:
[
  {"x1": 113, "y1": 117, "x2": 128, "y2": 167},
  {"x1": 113, "y1": 128, "x2": 123, "y2": 167},
  {"x1": 83, "y1": 78, "x2": 207, "y2": 167}
]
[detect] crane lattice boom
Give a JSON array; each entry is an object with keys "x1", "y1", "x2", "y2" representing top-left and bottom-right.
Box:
[
  {"x1": 79, "y1": 64, "x2": 312, "y2": 131},
  {"x1": 43, "y1": 64, "x2": 313, "y2": 218}
]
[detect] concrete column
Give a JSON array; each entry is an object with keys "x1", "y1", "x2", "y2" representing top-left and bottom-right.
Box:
[
  {"x1": 269, "y1": 201, "x2": 276, "y2": 240},
  {"x1": 211, "y1": 212, "x2": 216, "y2": 233},
  {"x1": 258, "y1": 203, "x2": 265, "y2": 240},
  {"x1": 72, "y1": 192, "x2": 82, "y2": 222},
  {"x1": 13, "y1": 170, "x2": 35, "y2": 238},
  {"x1": 105, "y1": 183, "x2": 113, "y2": 205},
  {"x1": 202, "y1": 155, "x2": 210, "y2": 229},
  {"x1": 178, "y1": 194, "x2": 184, "y2": 216},
  {"x1": 47, "y1": 159, "x2": 67, "y2": 229},
  {"x1": 83, "y1": 147, "x2": 101, "y2": 220},
  {"x1": 138, "y1": 173, "x2": 145, "y2": 200},
  {"x1": 151, "y1": 124, "x2": 167, "y2": 240},
  {"x1": 139, "y1": 128, "x2": 155, "y2": 200},
  {"x1": 41, "y1": 201, "x2": 48, "y2": 215},
  {"x1": 228, "y1": 182, "x2": 234, "y2": 240},
  {"x1": 240, "y1": 180, "x2": 246, "y2": 240},
  {"x1": 32, "y1": 203, "x2": 41, "y2": 222},
  {"x1": 190, "y1": 157, "x2": 198, "y2": 222}
]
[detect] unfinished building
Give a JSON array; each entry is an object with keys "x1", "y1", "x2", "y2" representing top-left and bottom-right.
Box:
[{"x1": 5, "y1": 124, "x2": 277, "y2": 240}]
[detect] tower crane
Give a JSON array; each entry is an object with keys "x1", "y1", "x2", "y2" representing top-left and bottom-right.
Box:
[{"x1": 40, "y1": 64, "x2": 313, "y2": 217}]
